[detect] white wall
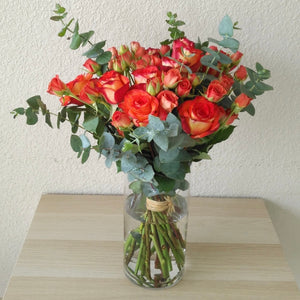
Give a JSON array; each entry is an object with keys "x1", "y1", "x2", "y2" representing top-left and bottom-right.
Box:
[{"x1": 1, "y1": 0, "x2": 299, "y2": 296}]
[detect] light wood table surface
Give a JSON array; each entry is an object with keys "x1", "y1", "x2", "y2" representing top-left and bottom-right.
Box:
[{"x1": 4, "y1": 195, "x2": 300, "y2": 300}]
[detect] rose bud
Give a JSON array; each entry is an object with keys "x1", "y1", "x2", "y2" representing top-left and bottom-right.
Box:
[
  {"x1": 130, "y1": 41, "x2": 141, "y2": 53},
  {"x1": 111, "y1": 111, "x2": 132, "y2": 129},
  {"x1": 107, "y1": 47, "x2": 118, "y2": 58},
  {"x1": 146, "y1": 77, "x2": 161, "y2": 96},
  {"x1": 157, "y1": 90, "x2": 178, "y2": 120},
  {"x1": 176, "y1": 78, "x2": 192, "y2": 97},
  {"x1": 234, "y1": 65, "x2": 248, "y2": 81},
  {"x1": 160, "y1": 44, "x2": 170, "y2": 56},
  {"x1": 230, "y1": 51, "x2": 243, "y2": 64},
  {"x1": 219, "y1": 74, "x2": 234, "y2": 91},
  {"x1": 188, "y1": 73, "x2": 201, "y2": 87},
  {"x1": 119, "y1": 44, "x2": 129, "y2": 55},
  {"x1": 47, "y1": 75, "x2": 67, "y2": 96},
  {"x1": 206, "y1": 80, "x2": 227, "y2": 102},
  {"x1": 233, "y1": 93, "x2": 252, "y2": 109},
  {"x1": 83, "y1": 59, "x2": 100, "y2": 74},
  {"x1": 163, "y1": 68, "x2": 182, "y2": 89}
]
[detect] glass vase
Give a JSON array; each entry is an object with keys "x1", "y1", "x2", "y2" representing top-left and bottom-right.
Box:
[{"x1": 123, "y1": 192, "x2": 188, "y2": 288}]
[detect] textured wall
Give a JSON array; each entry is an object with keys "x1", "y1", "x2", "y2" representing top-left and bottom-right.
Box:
[{"x1": 1, "y1": 0, "x2": 299, "y2": 296}]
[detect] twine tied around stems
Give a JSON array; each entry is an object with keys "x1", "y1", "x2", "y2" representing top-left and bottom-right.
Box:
[{"x1": 146, "y1": 196, "x2": 175, "y2": 215}]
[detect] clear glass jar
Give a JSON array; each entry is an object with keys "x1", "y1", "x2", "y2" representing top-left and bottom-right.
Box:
[{"x1": 123, "y1": 192, "x2": 188, "y2": 288}]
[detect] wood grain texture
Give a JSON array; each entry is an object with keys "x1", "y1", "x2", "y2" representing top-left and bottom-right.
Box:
[{"x1": 4, "y1": 195, "x2": 300, "y2": 300}]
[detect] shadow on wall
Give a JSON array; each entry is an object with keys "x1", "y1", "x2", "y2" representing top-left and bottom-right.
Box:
[{"x1": 264, "y1": 199, "x2": 300, "y2": 290}]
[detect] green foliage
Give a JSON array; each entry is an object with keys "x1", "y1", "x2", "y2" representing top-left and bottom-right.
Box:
[{"x1": 161, "y1": 12, "x2": 185, "y2": 45}]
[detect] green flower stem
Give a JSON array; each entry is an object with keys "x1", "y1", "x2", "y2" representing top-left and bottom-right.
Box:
[
  {"x1": 125, "y1": 238, "x2": 136, "y2": 265},
  {"x1": 135, "y1": 227, "x2": 145, "y2": 274},
  {"x1": 150, "y1": 222, "x2": 168, "y2": 279},
  {"x1": 124, "y1": 233, "x2": 133, "y2": 255},
  {"x1": 144, "y1": 213, "x2": 152, "y2": 281},
  {"x1": 152, "y1": 213, "x2": 172, "y2": 273},
  {"x1": 156, "y1": 224, "x2": 184, "y2": 270}
]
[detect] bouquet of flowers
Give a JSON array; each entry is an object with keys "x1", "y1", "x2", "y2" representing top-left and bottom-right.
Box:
[{"x1": 12, "y1": 4, "x2": 272, "y2": 288}]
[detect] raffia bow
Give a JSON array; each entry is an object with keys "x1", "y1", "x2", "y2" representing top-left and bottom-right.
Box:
[{"x1": 146, "y1": 196, "x2": 175, "y2": 215}]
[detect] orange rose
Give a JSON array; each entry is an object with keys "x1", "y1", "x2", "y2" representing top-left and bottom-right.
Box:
[
  {"x1": 206, "y1": 80, "x2": 227, "y2": 102},
  {"x1": 163, "y1": 68, "x2": 181, "y2": 88},
  {"x1": 47, "y1": 75, "x2": 67, "y2": 96},
  {"x1": 98, "y1": 70, "x2": 130, "y2": 104},
  {"x1": 234, "y1": 65, "x2": 248, "y2": 81},
  {"x1": 83, "y1": 59, "x2": 100, "y2": 74},
  {"x1": 119, "y1": 89, "x2": 159, "y2": 126},
  {"x1": 111, "y1": 111, "x2": 132, "y2": 135},
  {"x1": 157, "y1": 90, "x2": 178, "y2": 120},
  {"x1": 176, "y1": 78, "x2": 192, "y2": 97},
  {"x1": 61, "y1": 73, "x2": 94, "y2": 106},
  {"x1": 178, "y1": 96, "x2": 221, "y2": 139},
  {"x1": 132, "y1": 66, "x2": 161, "y2": 84},
  {"x1": 234, "y1": 93, "x2": 252, "y2": 108},
  {"x1": 219, "y1": 74, "x2": 234, "y2": 91},
  {"x1": 171, "y1": 38, "x2": 203, "y2": 72}
]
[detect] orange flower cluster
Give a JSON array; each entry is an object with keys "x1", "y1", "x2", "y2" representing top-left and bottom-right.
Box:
[{"x1": 47, "y1": 37, "x2": 251, "y2": 139}]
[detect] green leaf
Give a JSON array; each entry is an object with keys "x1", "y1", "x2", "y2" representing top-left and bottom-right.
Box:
[
  {"x1": 57, "y1": 112, "x2": 61, "y2": 128},
  {"x1": 12, "y1": 107, "x2": 25, "y2": 118},
  {"x1": 153, "y1": 132, "x2": 168, "y2": 151},
  {"x1": 219, "y1": 15, "x2": 234, "y2": 37},
  {"x1": 241, "y1": 102, "x2": 255, "y2": 116},
  {"x1": 70, "y1": 135, "x2": 82, "y2": 152},
  {"x1": 70, "y1": 21, "x2": 82, "y2": 50},
  {"x1": 80, "y1": 134, "x2": 90, "y2": 149},
  {"x1": 155, "y1": 175, "x2": 176, "y2": 193},
  {"x1": 50, "y1": 15, "x2": 64, "y2": 21},
  {"x1": 129, "y1": 181, "x2": 142, "y2": 194},
  {"x1": 83, "y1": 115, "x2": 99, "y2": 133},
  {"x1": 129, "y1": 164, "x2": 155, "y2": 182},
  {"x1": 83, "y1": 41, "x2": 106, "y2": 58},
  {"x1": 208, "y1": 37, "x2": 221, "y2": 45},
  {"x1": 148, "y1": 115, "x2": 164, "y2": 131},
  {"x1": 80, "y1": 30, "x2": 94, "y2": 47},
  {"x1": 210, "y1": 126, "x2": 235, "y2": 145},
  {"x1": 25, "y1": 107, "x2": 38, "y2": 125},
  {"x1": 201, "y1": 55, "x2": 219, "y2": 71},
  {"x1": 218, "y1": 52, "x2": 232, "y2": 64},
  {"x1": 100, "y1": 132, "x2": 115, "y2": 150},
  {"x1": 201, "y1": 47, "x2": 220, "y2": 59},
  {"x1": 27, "y1": 95, "x2": 41, "y2": 110},
  {"x1": 54, "y1": 4, "x2": 65, "y2": 14},
  {"x1": 58, "y1": 18, "x2": 74, "y2": 37},
  {"x1": 159, "y1": 148, "x2": 180, "y2": 163},
  {"x1": 218, "y1": 37, "x2": 239, "y2": 52},
  {"x1": 81, "y1": 147, "x2": 91, "y2": 164},
  {"x1": 45, "y1": 111, "x2": 53, "y2": 128},
  {"x1": 193, "y1": 152, "x2": 211, "y2": 160},
  {"x1": 96, "y1": 51, "x2": 112, "y2": 65},
  {"x1": 255, "y1": 81, "x2": 273, "y2": 91},
  {"x1": 61, "y1": 107, "x2": 67, "y2": 122},
  {"x1": 246, "y1": 68, "x2": 259, "y2": 82}
]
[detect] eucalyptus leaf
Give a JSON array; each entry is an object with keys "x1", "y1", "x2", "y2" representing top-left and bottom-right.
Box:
[
  {"x1": 81, "y1": 147, "x2": 91, "y2": 164},
  {"x1": 219, "y1": 15, "x2": 234, "y2": 37},
  {"x1": 218, "y1": 37, "x2": 239, "y2": 52},
  {"x1": 83, "y1": 41, "x2": 106, "y2": 58},
  {"x1": 70, "y1": 135, "x2": 82, "y2": 152},
  {"x1": 80, "y1": 134, "x2": 90, "y2": 149},
  {"x1": 96, "y1": 51, "x2": 112, "y2": 65},
  {"x1": 25, "y1": 107, "x2": 38, "y2": 125},
  {"x1": 83, "y1": 115, "x2": 99, "y2": 133},
  {"x1": 241, "y1": 102, "x2": 255, "y2": 116},
  {"x1": 45, "y1": 111, "x2": 53, "y2": 128}
]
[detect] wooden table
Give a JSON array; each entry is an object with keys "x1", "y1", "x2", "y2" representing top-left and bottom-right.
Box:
[{"x1": 4, "y1": 195, "x2": 300, "y2": 300}]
